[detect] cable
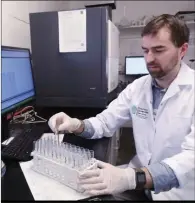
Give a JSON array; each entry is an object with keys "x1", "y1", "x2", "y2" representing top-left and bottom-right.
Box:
[
  {"x1": 24, "y1": 112, "x2": 47, "y2": 124},
  {"x1": 10, "y1": 109, "x2": 47, "y2": 124},
  {"x1": 14, "y1": 106, "x2": 34, "y2": 116}
]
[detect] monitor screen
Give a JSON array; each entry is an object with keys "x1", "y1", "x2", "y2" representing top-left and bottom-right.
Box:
[
  {"x1": 1, "y1": 47, "x2": 35, "y2": 114},
  {"x1": 125, "y1": 56, "x2": 149, "y2": 75}
]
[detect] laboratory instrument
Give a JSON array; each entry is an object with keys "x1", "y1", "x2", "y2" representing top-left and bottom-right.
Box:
[{"x1": 31, "y1": 135, "x2": 98, "y2": 192}]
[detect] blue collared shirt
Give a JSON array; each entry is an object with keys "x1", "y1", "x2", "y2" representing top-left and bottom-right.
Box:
[
  {"x1": 79, "y1": 79, "x2": 179, "y2": 194},
  {"x1": 146, "y1": 79, "x2": 179, "y2": 193}
]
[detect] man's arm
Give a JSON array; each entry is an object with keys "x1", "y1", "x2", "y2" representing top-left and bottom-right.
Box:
[
  {"x1": 137, "y1": 113, "x2": 194, "y2": 193},
  {"x1": 77, "y1": 119, "x2": 194, "y2": 196},
  {"x1": 141, "y1": 162, "x2": 179, "y2": 193},
  {"x1": 74, "y1": 83, "x2": 136, "y2": 139},
  {"x1": 74, "y1": 120, "x2": 95, "y2": 139}
]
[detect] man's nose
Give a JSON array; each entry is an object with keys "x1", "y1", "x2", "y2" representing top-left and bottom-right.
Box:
[{"x1": 145, "y1": 52, "x2": 155, "y2": 64}]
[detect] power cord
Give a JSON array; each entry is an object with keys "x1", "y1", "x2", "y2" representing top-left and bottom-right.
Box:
[{"x1": 10, "y1": 108, "x2": 47, "y2": 124}]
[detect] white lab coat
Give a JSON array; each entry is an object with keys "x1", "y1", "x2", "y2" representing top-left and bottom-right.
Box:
[{"x1": 87, "y1": 62, "x2": 195, "y2": 200}]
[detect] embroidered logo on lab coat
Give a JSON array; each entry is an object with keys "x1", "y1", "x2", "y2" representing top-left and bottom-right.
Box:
[
  {"x1": 132, "y1": 105, "x2": 137, "y2": 114},
  {"x1": 132, "y1": 105, "x2": 149, "y2": 119}
]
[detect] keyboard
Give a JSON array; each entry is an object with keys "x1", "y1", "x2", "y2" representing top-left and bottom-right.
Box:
[{"x1": 1, "y1": 124, "x2": 48, "y2": 162}]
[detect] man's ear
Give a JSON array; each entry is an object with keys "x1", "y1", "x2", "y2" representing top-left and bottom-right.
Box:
[{"x1": 180, "y1": 42, "x2": 188, "y2": 59}]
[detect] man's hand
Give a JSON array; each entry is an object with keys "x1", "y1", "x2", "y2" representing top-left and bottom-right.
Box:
[
  {"x1": 78, "y1": 161, "x2": 136, "y2": 196},
  {"x1": 48, "y1": 112, "x2": 84, "y2": 134}
]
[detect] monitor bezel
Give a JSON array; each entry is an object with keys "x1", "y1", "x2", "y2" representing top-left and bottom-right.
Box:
[
  {"x1": 125, "y1": 55, "x2": 149, "y2": 75},
  {"x1": 1, "y1": 45, "x2": 36, "y2": 115}
]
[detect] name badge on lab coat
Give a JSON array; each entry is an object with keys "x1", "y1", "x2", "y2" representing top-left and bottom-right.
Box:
[{"x1": 132, "y1": 105, "x2": 149, "y2": 119}]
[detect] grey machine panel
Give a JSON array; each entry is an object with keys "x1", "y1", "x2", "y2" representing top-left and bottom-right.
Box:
[{"x1": 29, "y1": 6, "x2": 117, "y2": 108}]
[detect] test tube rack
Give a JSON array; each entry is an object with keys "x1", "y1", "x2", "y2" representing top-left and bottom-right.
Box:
[{"x1": 31, "y1": 136, "x2": 97, "y2": 192}]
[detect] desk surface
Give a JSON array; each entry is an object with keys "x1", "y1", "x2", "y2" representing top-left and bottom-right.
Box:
[{"x1": 1, "y1": 124, "x2": 148, "y2": 201}]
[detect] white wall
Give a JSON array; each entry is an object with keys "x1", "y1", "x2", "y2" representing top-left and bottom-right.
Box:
[
  {"x1": 113, "y1": 1, "x2": 195, "y2": 24},
  {"x1": 56, "y1": 1, "x2": 195, "y2": 77},
  {"x1": 2, "y1": 1, "x2": 194, "y2": 75},
  {"x1": 67, "y1": 1, "x2": 87, "y2": 10},
  {"x1": 2, "y1": 1, "x2": 69, "y2": 49},
  {"x1": 67, "y1": 1, "x2": 115, "y2": 10},
  {"x1": 60, "y1": 1, "x2": 195, "y2": 24},
  {"x1": 116, "y1": 1, "x2": 195, "y2": 75}
]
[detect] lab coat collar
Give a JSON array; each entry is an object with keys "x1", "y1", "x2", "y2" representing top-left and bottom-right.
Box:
[
  {"x1": 151, "y1": 79, "x2": 167, "y2": 92},
  {"x1": 144, "y1": 61, "x2": 194, "y2": 104},
  {"x1": 173, "y1": 61, "x2": 194, "y2": 87}
]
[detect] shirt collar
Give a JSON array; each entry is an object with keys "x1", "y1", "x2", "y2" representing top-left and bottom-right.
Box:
[
  {"x1": 151, "y1": 61, "x2": 194, "y2": 91},
  {"x1": 151, "y1": 79, "x2": 167, "y2": 92}
]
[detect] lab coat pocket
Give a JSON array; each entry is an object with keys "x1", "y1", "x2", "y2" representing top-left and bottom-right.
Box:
[{"x1": 166, "y1": 115, "x2": 192, "y2": 148}]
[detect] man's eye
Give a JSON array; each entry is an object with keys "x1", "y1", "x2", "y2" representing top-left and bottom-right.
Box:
[
  {"x1": 143, "y1": 50, "x2": 148, "y2": 53},
  {"x1": 155, "y1": 50, "x2": 164, "y2": 53}
]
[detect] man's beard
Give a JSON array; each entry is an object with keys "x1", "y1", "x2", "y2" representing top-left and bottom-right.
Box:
[
  {"x1": 147, "y1": 66, "x2": 166, "y2": 78},
  {"x1": 147, "y1": 54, "x2": 179, "y2": 79}
]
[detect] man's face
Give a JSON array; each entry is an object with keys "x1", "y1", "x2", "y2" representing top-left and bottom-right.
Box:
[{"x1": 141, "y1": 27, "x2": 185, "y2": 79}]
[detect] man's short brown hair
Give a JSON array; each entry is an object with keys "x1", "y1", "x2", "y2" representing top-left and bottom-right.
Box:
[{"x1": 141, "y1": 14, "x2": 190, "y2": 48}]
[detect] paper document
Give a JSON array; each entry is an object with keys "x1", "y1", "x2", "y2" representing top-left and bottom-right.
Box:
[
  {"x1": 20, "y1": 132, "x2": 90, "y2": 200},
  {"x1": 58, "y1": 9, "x2": 87, "y2": 53},
  {"x1": 20, "y1": 161, "x2": 90, "y2": 200}
]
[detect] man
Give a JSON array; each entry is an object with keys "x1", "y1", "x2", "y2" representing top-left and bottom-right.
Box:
[{"x1": 48, "y1": 14, "x2": 194, "y2": 200}]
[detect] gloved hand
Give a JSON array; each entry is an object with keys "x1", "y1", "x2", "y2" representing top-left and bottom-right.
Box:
[
  {"x1": 48, "y1": 112, "x2": 82, "y2": 133},
  {"x1": 78, "y1": 160, "x2": 136, "y2": 196}
]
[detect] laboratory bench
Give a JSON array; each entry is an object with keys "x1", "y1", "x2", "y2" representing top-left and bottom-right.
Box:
[{"x1": 1, "y1": 107, "x2": 149, "y2": 201}]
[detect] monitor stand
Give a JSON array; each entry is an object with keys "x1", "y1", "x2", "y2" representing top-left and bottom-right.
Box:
[{"x1": 1, "y1": 115, "x2": 10, "y2": 142}]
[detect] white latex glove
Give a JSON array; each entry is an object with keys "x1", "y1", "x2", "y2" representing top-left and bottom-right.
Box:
[
  {"x1": 78, "y1": 160, "x2": 136, "y2": 196},
  {"x1": 48, "y1": 112, "x2": 82, "y2": 133}
]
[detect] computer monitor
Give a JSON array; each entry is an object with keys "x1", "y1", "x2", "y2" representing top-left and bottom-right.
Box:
[
  {"x1": 1, "y1": 46, "x2": 35, "y2": 115},
  {"x1": 125, "y1": 56, "x2": 149, "y2": 75}
]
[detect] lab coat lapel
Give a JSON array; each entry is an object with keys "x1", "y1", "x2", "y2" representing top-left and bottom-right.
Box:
[
  {"x1": 161, "y1": 62, "x2": 190, "y2": 105},
  {"x1": 144, "y1": 76, "x2": 153, "y2": 106},
  {"x1": 144, "y1": 76, "x2": 155, "y2": 123},
  {"x1": 161, "y1": 82, "x2": 180, "y2": 105}
]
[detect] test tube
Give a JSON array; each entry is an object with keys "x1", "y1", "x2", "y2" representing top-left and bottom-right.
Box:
[
  {"x1": 45, "y1": 138, "x2": 49, "y2": 157},
  {"x1": 76, "y1": 153, "x2": 81, "y2": 169},
  {"x1": 81, "y1": 147, "x2": 87, "y2": 161},
  {"x1": 42, "y1": 139, "x2": 45, "y2": 156},
  {"x1": 76, "y1": 146, "x2": 80, "y2": 154},
  {"x1": 63, "y1": 144, "x2": 67, "y2": 165},
  {"x1": 53, "y1": 147, "x2": 57, "y2": 162},
  {"x1": 64, "y1": 142, "x2": 67, "y2": 149},
  {"x1": 56, "y1": 143, "x2": 60, "y2": 163},
  {"x1": 51, "y1": 138, "x2": 55, "y2": 149},
  {"x1": 72, "y1": 145, "x2": 77, "y2": 154},
  {"x1": 86, "y1": 149, "x2": 91, "y2": 160},
  {"x1": 50, "y1": 141, "x2": 54, "y2": 160},
  {"x1": 59, "y1": 144, "x2": 64, "y2": 164},
  {"x1": 55, "y1": 143, "x2": 59, "y2": 161},
  {"x1": 51, "y1": 137, "x2": 55, "y2": 157},
  {"x1": 42, "y1": 138, "x2": 46, "y2": 157},
  {"x1": 63, "y1": 142, "x2": 67, "y2": 148},
  {"x1": 90, "y1": 150, "x2": 94, "y2": 159},
  {"x1": 77, "y1": 146, "x2": 82, "y2": 155},
  {"x1": 78, "y1": 154, "x2": 83, "y2": 169},
  {"x1": 67, "y1": 143, "x2": 71, "y2": 152},
  {"x1": 47, "y1": 137, "x2": 52, "y2": 158},
  {"x1": 57, "y1": 143, "x2": 63, "y2": 163},
  {"x1": 36, "y1": 139, "x2": 40, "y2": 154},
  {"x1": 33, "y1": 141, "x2": 37, "y2": 154},
  {"x1": 69, "y1": 152, "x2": 74, "y2": 168},
  {"x1": 66, "y1": 149, "x2": 70, "y2": 166},
  {"x1": 38, "y1": 139, "x2": 42, "y2": 155},
  {"x1": 39, "y1": 139, "x2": 42, "y2": 155},
  {"x1": 53, "y1": 139, "x2": 57, "y2": 149},
  {"x1": 55, "y1": 142, "x2": 59, "y2": 160}
]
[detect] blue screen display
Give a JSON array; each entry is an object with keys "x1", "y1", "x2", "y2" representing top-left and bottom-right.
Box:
[
  {"x1": 1, "y1": 48, "x2": 35, "y2": 113},
  {"x1": 125, "y1": 57, "x2": 149, "y2": 75}
]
